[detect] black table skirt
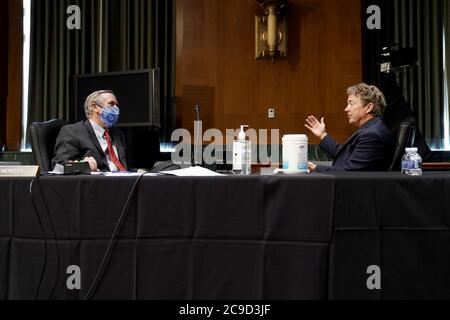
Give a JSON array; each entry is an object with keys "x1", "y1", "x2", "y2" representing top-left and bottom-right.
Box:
[{"x1": 1, "y1": 173, "x2": 449, "y2": 300}]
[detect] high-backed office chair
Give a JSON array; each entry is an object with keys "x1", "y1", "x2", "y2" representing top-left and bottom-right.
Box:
[
  {"x1": 389, "y1": 117, "x2": 416, "y2": 171},
  {"x1": 29, "y1": 119, "x2": 68, "y2": 172}
]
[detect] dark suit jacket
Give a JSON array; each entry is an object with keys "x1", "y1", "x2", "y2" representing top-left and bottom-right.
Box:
[
  {"x1": 51, "y1": 120, "x2": 128, "y2": 171},
  {"x1": 316, "y1": 117, "x2": 394, "y2": 172}
]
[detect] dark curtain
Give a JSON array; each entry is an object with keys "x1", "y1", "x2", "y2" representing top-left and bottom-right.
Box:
[
  {"x1": 100, "y1": 0, "x2": 175, "y2": 141},
  {"x1": 445, "y1": 0, "x2": 450, "y2": 148},
  {"x1": 28, "y1": 0, "x2": 102, "y2": 128},
  {"x1": 27, "y1": 0, "x2": 175, "y2": 144},
  {"x1": 362, "y1": 0, "x2": 450, "y2": 150},
  {"x1": 392, "y1": 0, "x2": 447, "y2": 148}
]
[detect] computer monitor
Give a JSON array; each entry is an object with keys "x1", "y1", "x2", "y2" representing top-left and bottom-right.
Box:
[{"x1": 71, "y1": 69, "x2": 160, "y2": 127}]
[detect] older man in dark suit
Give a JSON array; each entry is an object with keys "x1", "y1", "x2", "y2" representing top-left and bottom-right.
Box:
[
  {"x1": 52, "y1": 90, "x2": 128, "y2": 172},
  {"x1": 305, "y1": 83, "x2": 394, "y2": 172}
]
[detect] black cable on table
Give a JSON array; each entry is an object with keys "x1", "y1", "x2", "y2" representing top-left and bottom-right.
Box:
[
  {"x1": 35, "y1": 175, "x2": 61, "y2": 300},
  {"x1": 83, "y1": 173, "x2": 146, "y2": 300},
  {"x1": 29, "y1": 176, "x2": 48, "y2": 300}
]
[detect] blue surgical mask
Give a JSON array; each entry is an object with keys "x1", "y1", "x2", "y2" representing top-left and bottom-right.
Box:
[{"x1": 99, "y1": 105, "x2": 120, "y2": 128}]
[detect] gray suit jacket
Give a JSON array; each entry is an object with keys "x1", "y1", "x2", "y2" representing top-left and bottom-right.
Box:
[{"x1": 51, "y1": 120, "x2": 128, "y2": 171}]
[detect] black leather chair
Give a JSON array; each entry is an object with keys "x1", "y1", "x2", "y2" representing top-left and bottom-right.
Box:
[
  {"x1": 389, "y1": 117, "x2": 416, "y2": 171},
  {"x1": 29, "y1": 119, "x2": 68, "y2": 172}
]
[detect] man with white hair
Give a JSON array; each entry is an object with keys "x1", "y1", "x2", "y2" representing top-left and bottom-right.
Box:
[
  {"x1": 305, "y1": 83, "x2": 395, "y2": 172},
  {"x1": 52, "y1": 90, "x2": 128, "y2": 172}
]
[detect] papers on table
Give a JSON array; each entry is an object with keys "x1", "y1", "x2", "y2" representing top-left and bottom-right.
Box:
[
  {"x1": 102, "y1": 167, "x2": 223, "y2": 177},
  {"x1": 48, "y1": 163, "x2": 65, "y2": 175},
  {"x1": 160, "y1": 166, "x2": 224, "y2": 177},
  {"x1": 102, "y1": 172, "x2": 149, "y2": 177}
]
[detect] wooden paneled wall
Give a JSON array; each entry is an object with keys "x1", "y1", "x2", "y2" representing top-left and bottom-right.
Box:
[
  {"x1": 7, "y1": 0, "x2": 23, "y2": 151},
  {"x1": 175, "y1": 0, "x2": 362, "y2": 144},
  {"x1": 0, "y1": 0, "x2": 22, "y2": 151},
  {"x1": 0, "y1": 0, "x2": 9, "y2": 147}
]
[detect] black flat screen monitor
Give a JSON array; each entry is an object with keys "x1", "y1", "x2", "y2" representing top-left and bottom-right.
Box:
[{"x1": 71, "y1": 69, "x2": 160, "y2": 127}]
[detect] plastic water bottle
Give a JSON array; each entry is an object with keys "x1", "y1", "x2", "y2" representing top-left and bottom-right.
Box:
[{"x1": 401, "y1": 147, "x2": 422, "y2": 176}]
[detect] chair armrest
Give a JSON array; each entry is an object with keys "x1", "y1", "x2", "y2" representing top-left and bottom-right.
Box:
[{"x1": 422, "y1": 162, "x2": 450, "y2": 171}]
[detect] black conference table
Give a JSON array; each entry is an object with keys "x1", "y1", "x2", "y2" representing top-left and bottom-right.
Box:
[{"x1": 0, "y1": 172, "x2": 449, "y2": 300}]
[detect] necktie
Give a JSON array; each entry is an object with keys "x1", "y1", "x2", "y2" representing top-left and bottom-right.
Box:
[{"x1": 104, "y1": 130, "x2": 126, "y2": 172}]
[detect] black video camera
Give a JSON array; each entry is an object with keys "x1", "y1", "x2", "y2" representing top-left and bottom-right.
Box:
[{"x1": 379, "y1": 45, "x2": 417, "y2": 73}]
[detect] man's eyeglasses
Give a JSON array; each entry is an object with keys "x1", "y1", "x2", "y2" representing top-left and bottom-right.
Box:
[{"x1": 95, "y1": 102, "x2": 119, "y2": 109}]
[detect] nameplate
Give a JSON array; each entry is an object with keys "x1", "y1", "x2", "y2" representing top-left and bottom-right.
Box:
[{"x1": 0, "y1": 166, "x2": 40, "y2": 177}]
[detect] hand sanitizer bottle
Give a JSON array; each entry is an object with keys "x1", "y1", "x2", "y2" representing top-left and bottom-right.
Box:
[{"x1": 233, "y1": 125, "x2": 252, "y2": 175}]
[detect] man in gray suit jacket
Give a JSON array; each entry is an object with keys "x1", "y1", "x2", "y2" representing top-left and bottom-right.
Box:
[
  {"x1": 52, "y1": 90, "x2": 128, "y2": 172},
  {"x1": 305, "y1": 83, "x2": 394, "y2": 172}
]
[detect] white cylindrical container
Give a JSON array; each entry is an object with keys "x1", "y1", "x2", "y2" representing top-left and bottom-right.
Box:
[{"x1": 282, "y1": 134, "x2": 309, "y2": 173}]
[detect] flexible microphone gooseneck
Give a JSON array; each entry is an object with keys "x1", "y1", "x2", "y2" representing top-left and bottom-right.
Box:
[
  {"x1": 194, "y1": 104, "x2": 201, "y2": 122},
  {"x1": 194, "y1": 105, "x2": 202, "y2": 165}
]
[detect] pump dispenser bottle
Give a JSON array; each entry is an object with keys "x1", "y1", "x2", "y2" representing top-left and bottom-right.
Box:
[{"x1": 233, "y1": 125, "x2": 252, "y2": 175}]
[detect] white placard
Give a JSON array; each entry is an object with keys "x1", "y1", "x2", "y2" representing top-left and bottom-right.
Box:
[{"x1": 0, "y1": 166, "x2": 40, "y2": 177}]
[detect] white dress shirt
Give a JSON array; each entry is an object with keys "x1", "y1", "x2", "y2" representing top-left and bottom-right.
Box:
[{"x1": 89, "y1": 119, "x2": 120, "y2": 172}]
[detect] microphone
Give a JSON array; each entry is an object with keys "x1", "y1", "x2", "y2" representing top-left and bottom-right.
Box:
[
  {"x1": 193, "y1": 105, "x2": 202, "y2": 165},
  {"x1": 194, "y1": 104, "x2": 201, "y2": 122}
]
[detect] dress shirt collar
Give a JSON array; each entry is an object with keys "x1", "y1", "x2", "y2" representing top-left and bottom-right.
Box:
[
  {"x1": 89, "y1": 119, "x2": 106, "y2": 139},
  {"x1": 357, "y1": 116, "x2": 380, "y2": 132}
]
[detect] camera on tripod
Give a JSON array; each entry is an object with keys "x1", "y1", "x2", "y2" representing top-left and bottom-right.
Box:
[{"x1": 379, "y1": 45, "x2": 417, "y2": 73}]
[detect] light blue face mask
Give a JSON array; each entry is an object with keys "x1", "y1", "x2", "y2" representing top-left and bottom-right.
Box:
[{"x1": 98, "y1": 105, "x2": 120, "y2": 128}]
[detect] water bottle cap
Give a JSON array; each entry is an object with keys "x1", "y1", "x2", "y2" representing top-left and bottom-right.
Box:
[{"x1": 405, "y1": 147, "x2": 418, "y2": 152}]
